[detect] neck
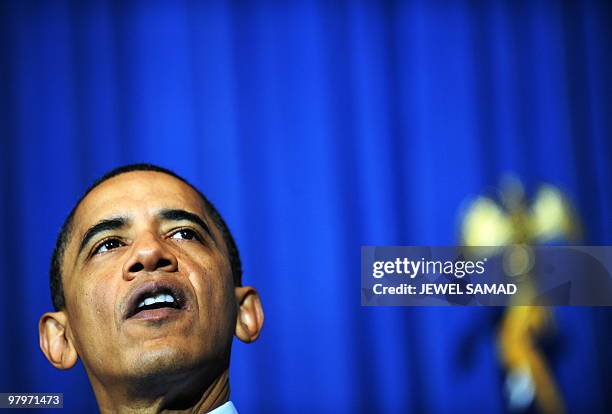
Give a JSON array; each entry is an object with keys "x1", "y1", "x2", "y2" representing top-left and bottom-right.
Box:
[{"x1": 92, "y1": 367, "x2": 230, "y2": 414}]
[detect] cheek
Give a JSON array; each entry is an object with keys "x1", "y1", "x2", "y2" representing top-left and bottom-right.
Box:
[
  {"x1": 186, "y1": 255, "x2": 236, "y2": 327},
  {"x1": 67, "y1": 270, "x2": 121, "y2": 341}
]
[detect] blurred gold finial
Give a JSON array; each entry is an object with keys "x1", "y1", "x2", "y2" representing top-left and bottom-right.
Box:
[
  {"x1": 460, "y1": 174, "x2": 581, "y2": 414},
  {"x1": 461, "y1": 175, "x2": 580, "y2": 253}
]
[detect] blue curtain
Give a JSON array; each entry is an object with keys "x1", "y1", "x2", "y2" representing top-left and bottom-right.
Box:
[{"x1": 1, "y1": 1, "x2": 611, "y2": 413}]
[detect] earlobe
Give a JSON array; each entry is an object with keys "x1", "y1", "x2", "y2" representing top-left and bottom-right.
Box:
[
  {"x1": 234, "y1": 286, "x2": 264, "y2": 343},
  {"x1": 39, "y1": 311, "x2": 78, "y2": 370}
]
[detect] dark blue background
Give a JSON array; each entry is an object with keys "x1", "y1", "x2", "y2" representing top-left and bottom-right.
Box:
[{"x1": 0, "y1": 1, "x2": 611, "y2": 413}]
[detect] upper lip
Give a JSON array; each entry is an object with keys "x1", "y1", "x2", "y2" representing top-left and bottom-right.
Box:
[{"x1": 122, "y1": 278, "x2": 190, "y2": 320}]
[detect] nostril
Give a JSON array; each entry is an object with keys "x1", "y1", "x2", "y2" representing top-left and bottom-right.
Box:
[
  {"x1": 156, "y1": 258, "x2": 172, "y2": 269},
  {"x1": 126, "y1": 257, "x2": 174, "y2": 275},
  {"x1": 129, "y1": 262, "x2": 145, "y2": 273}
]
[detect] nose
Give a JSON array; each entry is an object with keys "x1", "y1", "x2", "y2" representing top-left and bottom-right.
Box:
[{"x1": 122, "y1": 232, "x2": 178, "y2": 280}]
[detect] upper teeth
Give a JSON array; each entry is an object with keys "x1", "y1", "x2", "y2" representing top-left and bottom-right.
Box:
[{"x1": 137, "y1": 293, "x2": 175, "y2": 309}]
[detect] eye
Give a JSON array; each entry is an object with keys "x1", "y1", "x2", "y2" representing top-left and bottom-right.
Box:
[
  {"x1": 170, "y1": 228, "x2": 200, "y2": 241},
  {"x1": 93, "y1": 238, "x2": 125, "y2": 255}
]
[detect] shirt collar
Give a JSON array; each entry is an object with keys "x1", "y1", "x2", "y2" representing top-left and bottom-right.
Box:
[{"x1": 207, "y1": 401, "x2": 238, "y2": 414}]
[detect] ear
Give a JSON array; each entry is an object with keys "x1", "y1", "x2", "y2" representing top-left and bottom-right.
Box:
[
  {"x1": 234, "y1": 286, "x2": 264, "y2": 343},
  {"x1": 39, "y1": 311, "x2": 78, "y2": 370}
]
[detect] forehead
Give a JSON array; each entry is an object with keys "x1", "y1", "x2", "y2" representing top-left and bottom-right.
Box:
[{"x1": 73, "y1": 171, "x2": 207, "y2": 230}]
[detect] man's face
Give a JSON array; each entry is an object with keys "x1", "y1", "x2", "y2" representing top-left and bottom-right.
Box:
[{"x1": 60, "y1": 171, "x2": 237, "y2": 383}]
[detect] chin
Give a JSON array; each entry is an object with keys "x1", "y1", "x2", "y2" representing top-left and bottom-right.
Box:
[{"x1": 128, "y1": 344, "x2": 197, "y2": 379}]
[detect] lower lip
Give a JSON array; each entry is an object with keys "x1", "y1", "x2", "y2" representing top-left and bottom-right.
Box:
[{"x1": 127, "y1": 307, "x2": 183, "y2": 322}]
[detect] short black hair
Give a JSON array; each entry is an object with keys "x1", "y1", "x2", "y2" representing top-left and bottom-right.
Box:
[{"x1": 50, "y1": 163, "x2": 242, "y2": 311}]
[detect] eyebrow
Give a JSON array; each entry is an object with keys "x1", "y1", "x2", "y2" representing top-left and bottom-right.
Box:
[
  {"x1": 78, "y1": 217, "x2": 128, "y2": 256},
  {"x1": 158, "y1": 208, "x2": 214, "y2": 241}
]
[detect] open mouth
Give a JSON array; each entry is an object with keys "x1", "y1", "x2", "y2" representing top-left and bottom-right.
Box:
[{"x1": 124, "y1": 282, "x2": 188, "y2": 320}]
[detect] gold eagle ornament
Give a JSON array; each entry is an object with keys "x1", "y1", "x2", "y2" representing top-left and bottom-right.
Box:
[{"x1": 460, "y1": 176, "x2": 581, "y2": 414}]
